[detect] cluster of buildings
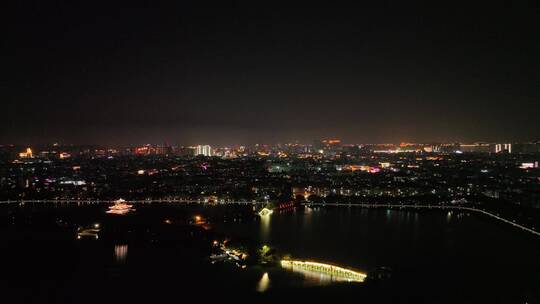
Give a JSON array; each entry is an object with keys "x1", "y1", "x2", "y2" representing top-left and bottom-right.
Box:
[
  {"x1": 0, "y1": 140, "x2": 538, "y2": 210},
  {"x1": 132, "y1": 144, "x2": 243, "y2": 158},
  {"x1": 4, "y1": 140, "x2": 539, "y2": 164}
]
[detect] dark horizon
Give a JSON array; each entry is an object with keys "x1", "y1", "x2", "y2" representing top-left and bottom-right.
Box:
[
  {"x1": 2, "y1": 138, "x2": 540, "y2": 149},
  {"x1": 4, "y1": 1, "x2": 540, "y2": 146}
]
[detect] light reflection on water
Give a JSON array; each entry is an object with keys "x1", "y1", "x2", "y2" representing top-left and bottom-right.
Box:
[
  {"x1": 256, "y1": 272, "x2": 270, "y2": 292},
  {"x1": 114, "y1": 244, "x2": 128, "y2": 264},
  {"x1": 259, "y1": 214, "x2": 271, "y2": 242}
]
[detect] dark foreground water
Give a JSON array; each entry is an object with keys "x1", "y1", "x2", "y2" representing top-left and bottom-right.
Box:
[{"x1": 0, "y1": 203, "x2": 538, "y2": 303}]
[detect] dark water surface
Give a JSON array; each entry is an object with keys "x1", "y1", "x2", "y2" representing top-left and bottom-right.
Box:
[{"x1": 1, "y1": 203, "x2": 538, "y2": 303}]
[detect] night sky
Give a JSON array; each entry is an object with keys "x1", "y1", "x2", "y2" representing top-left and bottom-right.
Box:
[{"x1": 3, "y1": 1, "x2": 540, "y2": 145}]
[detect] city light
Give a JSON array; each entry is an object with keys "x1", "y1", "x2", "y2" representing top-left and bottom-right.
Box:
[
  {"x1": 258, "y1": 208, "x2": 273, "y2": 216},
  {"x1": 19, "y1": 147, "x2": 33, "y2": 158},
  {"x1": 106, "y1": 199, "x2": 135, "y2": 215}
]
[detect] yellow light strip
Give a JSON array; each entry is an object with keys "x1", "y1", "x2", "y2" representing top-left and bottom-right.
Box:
[{"x1": 281, "y1": 259, "x2": 367, "y2": 282}]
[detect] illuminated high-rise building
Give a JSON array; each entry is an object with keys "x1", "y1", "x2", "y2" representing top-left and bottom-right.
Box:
[
  {"x1": 495, "y1": 143, "x2": 512, "y2": 153},
  {"x1": 194, "y1": 145, "x2": 212, "y2": 157}
]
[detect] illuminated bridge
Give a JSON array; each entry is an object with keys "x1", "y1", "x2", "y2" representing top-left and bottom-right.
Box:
[
  {"x1": 281, "y1": 259, "x2": 367, "y2": 283},
  {"x1": 303, "y1": 202, "x2": 540, "y2": 237}
]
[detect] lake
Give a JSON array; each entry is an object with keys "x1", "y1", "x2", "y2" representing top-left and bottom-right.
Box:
[{"x1": 0, "y1": 203, "x2": 538, "y2": 303}]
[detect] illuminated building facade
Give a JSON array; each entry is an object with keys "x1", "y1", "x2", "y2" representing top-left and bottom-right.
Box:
[
  {"x1": 459, "y1": 143, "x2": 492, "y2": 153},
  {"x1": 495, "y1": 143, "x2": 512, "y2": 154},
  {"x1": 19, "y1": 147, "x2": 33, "y2": 158},
  {"x1": 194, "y1": 145, "x2": 212, "y2": 157}
]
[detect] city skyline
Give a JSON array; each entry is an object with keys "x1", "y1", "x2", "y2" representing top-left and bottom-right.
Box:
[{"x1": 5, "y1": 140, "x2": 540, "y2": 160}]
